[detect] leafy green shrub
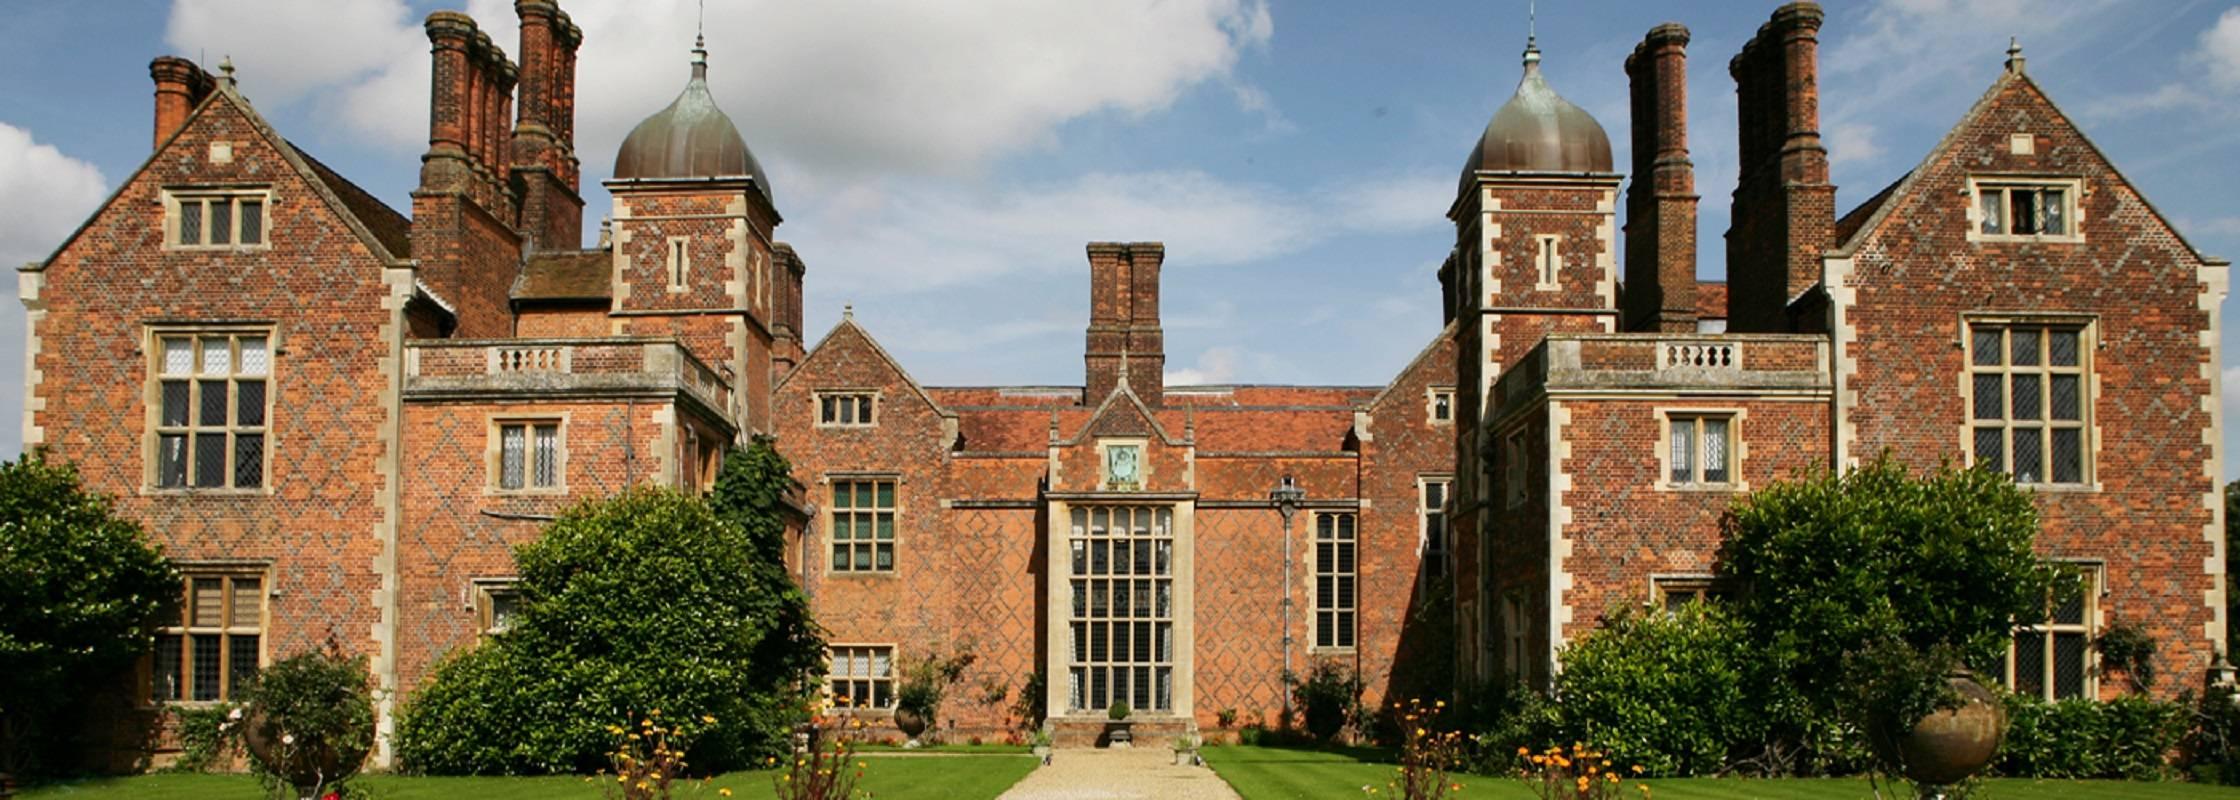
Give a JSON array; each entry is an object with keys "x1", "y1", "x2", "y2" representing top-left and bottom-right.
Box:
[
  {"x1": 396, "y1": 481, "x2": 823, "y2": 774},
  {"x1": 1289, "y1": 660, "x2": 1359, "y2": 741},
  {"x1": 2094, "y1": 620, "x2": 2157, "y2": 693},
  {"x1": 1719, "y1": 456, "x2": 2052, "y2": 771},
  {"x1": 1996, "y1": 692, "x2": 2186, "y2": 779},
  {"x1": 896, "y1": 644, "x2": 977, "y2": 720},
  {"x1": 1108, "y1": 700, "x2": 1131, "y2": 721},
  {"x1": 239, "y1": 645, "x2": 376, "y2": 799},
  {"x1": 164, "y1": 703, "x2": 241, "y2": 773},
  {"x1": 2185, "y1": 684, "x2": 2240, "y2": 784},
  {"x1": 1548, "y1": 603, "x2": 1764, "y2": 776},
  {"x1": 0, "y1": 453, "x2": 179, "y2": 777},
  {"x1": 1462, "y1": 680, "x2": 1559, "y2": 775},
  {"x1": 1009, "y1": 671, "x2": 1046, "y2": 733}
]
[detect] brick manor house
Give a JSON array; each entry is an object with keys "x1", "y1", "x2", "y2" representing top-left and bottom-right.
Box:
[{"x1": 18, "y1": 1, "x2": 2226, "y2": 764}]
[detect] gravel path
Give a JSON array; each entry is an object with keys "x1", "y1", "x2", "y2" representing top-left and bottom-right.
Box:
[{"x1": 996, "y1": 747, "x2": 1241, "y2": 800}]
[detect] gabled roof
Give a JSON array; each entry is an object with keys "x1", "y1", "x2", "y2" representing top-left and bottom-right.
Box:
[
  {"x1": 1829, "y1": 68, "x2": 2214, "y2": 262},
  {"x1": 1061, "y1": 378, "x2": 1183, "y2": 446},
  {"x1": 514, "y1": 249, "x2": 612, "y2": 301},
  {"x1": 776, "y1": 314, "x2": 955, "y2": 420},
  {"x1": 30, "y1": 79, "x2": 414, "y2": 270}
]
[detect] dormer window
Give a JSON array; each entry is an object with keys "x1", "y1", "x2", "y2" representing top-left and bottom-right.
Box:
[
  {"x1": 168, "y1": 189, "x2": 269, "y2": 249},
  {"x1": 1971, "y1": 178, "x2": 2081, "y2": 242}
]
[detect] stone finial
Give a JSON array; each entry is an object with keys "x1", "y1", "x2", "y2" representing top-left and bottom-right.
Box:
[
  {"x1": 218, "y1": 55, "x2": 237, "y2": 90},
  {"x1": 2005, "y1": 37, "x2": 2025, "y2": 75},
  {"x1": 843, "y1": 303, "x2": 854, "y2": 321}
]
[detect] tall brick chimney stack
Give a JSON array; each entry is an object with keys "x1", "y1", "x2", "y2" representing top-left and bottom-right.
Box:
[
  {"x1": 1724, "y1": 2, "x2": 1834, "y2": 333},
  {"x1": 149, "y1": 56, "x2": 215, "y2": 150},
  {"x1": 415, "y1": 10, "x2": 526, "y2": 338},
  {"x1": 771, "y1": 243, "x2": 808, "y2": 375},
  {"x1": 1622, "y1": 23, "x2": 1699, "y2": 333},
  {"x1": 512, "y1": 1, "x2": 586, "y2": 250},
  {"x1": 1083, "y1": 242, "x2": 1166, "y2": 407}
]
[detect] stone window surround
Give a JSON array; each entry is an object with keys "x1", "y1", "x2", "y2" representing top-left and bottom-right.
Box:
[
  {"x1": 816, "y1": 389, "x2": 879, "y2": 428},
  {"x1": 1648, "y1": 573, "x2": 1722, "y2": 610},
  {"x1": 823, "y1": 473, "x2": 900, "y2": 576},
  {"x1": 1655, "y1": 407, "x2": 1749, "y2": 493},
  {"x1": 471, "y1": 577, "x2": 521, "y2": 636},
  {"x1": 2006, "y1": 560, "x2": 2105, "y2": 702},
  {"x1": 1426, "y1": 385, "x2": 1456, "y2": 425},
  {"x1": 1534, "y1": 233, "x2": 1563, "y2": 291},
  {"x1": 484, "y1": 414, "x2": 569, "y2": 496},
  {"x1": 1964, "y1": 175, "x2": 2085, "y2": 245},
  {"x1": 1959, "y1": 313, "x2": 2099, "y2": 490},
  {"x1": 665, "y1": 235, "x2": 691, "y2": 292},
  {"x1": 1502, "y1": 428, "x2": 1529, "y2": 508},
  {"x1": 146, "y1": 562, "x2": 271, "y2": 706},
  {"x1": 1041, "y1": 498, "x2": 1196, "y2": 721},
  {"x1": 1095, "y1": 437, "x2": 1150, "y2": 491},
  {"x1": 1418, "y1": 474, "x2": 1452, "y2": 588},
  {"x1": 143, "y1": 325, "x2": 277, "y2": 495},
  {"x1": 828, "y1": 642, "x2": 899, "y2": 713},
  {"x1": 1310, "y1": 510, "x2": 1359, "y2": 652},
  {"x1": 161, "y1": 185, "x2": 275, "y2": 251}
]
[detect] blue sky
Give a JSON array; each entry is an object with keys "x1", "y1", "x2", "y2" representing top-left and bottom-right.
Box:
[{"x1": 3, "y1": 0, "x2": 2240, "y2": 477}]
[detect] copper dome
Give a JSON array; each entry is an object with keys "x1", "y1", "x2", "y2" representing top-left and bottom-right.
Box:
[
  {"x1": 1462, "y1": 44, "x2": 1613, "y2": 180},
  {"x1": 613, "y1": 43, "x2": 772, "y2": 202}
]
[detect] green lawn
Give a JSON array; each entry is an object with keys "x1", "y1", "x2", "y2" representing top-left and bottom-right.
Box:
[
  {"x1": 19, "y1": 753, "x2": 1037, "y2": 800},
  {"x1": 1201, "y1": 745, "x2": 2240, "y2": 799}
]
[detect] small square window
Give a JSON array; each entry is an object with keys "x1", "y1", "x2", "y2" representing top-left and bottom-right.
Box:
[
  {"x1": 476, "y1": 581, "x2": 522, "y2": 635},
  {"x1": 1666, "y1": 414, "x2": 1735, "y2": 487},
  {"x1": 1651, "y1": 576, "x2": 1725, "y2": 611},
  {"x1": 1973, "y1": 180, "x2": 2079, "y2": 241},
  {"x1": 818, "y1": 393, "x2": 876, "y2": 427},
  {"x1": 1428, "y1": 388, "x2": 1455, "y2": 424},
  {"x1": 494, "y1": 420, "x2": 562, "y2": 491}
]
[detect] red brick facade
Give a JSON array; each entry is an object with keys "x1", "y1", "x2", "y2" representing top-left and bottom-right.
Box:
[
  {"x1": 16, "y1": 0, "x2": 2227, "y2": 770},
  {"x1": 1453, "y1": 5, "x2": 2229, "y2": 706}
]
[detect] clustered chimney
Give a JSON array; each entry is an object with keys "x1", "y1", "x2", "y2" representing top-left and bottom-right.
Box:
[
  {"x1": 1622, "y1": 23, "x2": 1698, "y2": 333},
  {"x1": 1083, "y1": 242, "x2": 1166, "y2": 408},
  {"x1": 510, "y1": 1, "x2": 585, "y2": 250},
  {"x1": 148, "y1": 56, "x2": 216, "y2": 150},
  {"x1": 419, "y1": 11, "x2": 519, "y2": 218},
  {"x1": 772, "y1": 242, "x2": 808, "y2": 376},
  {"x1": 1725, "y1": 2, "x2": 1834, "y2": 333}
]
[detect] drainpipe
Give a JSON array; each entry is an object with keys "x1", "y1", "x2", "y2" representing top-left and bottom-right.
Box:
[{"x1": 1270, "y1": 475, "x2": 1306, "y2": 728}]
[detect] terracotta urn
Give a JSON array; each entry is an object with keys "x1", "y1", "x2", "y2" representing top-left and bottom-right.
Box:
[
  {"x1": 894, "y1": 707, "x2": 929, "y2": 741},
  {"x1": 1873, "y1": 669, "x2": 2007, "y2": 787},
  {"x1": 240, "y1": 708, "x2": 368, "y2": 796}
]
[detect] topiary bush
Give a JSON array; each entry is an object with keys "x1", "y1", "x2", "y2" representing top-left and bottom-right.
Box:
[
  {"x1": 1548, "y1": 603, "x2": 1765, "y2": 777},
  {"x1": 1996, "y1": 692, "x2": 2187, "y2": 779},
  {"x1": 1718, "y1": 456, "x2": 2054, "y2": 773},
  {"x1": 395, "y1": 481, "x2": 823, "y2": 774}
]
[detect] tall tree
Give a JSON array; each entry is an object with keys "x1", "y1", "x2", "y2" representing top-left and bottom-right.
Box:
[{"x1": 0, "y1": 453, "x2": 179, "y2": 777}]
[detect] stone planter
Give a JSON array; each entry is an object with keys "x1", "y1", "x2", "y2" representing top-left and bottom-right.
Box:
[
  {"x1": 1105, "y1": 722, "x2": 1134, "y2": 748},
  {"x1": 894, "y1": 708, "x2": 930, "y2": 744},
  {"x1": 1871, "y1": 669, "x2": 2007, "y2": 788},
  {"x1": 1173, "y1": 747, "x2": 1199, "y2": 767},
  {"x1": 1032, "y1": 744, "x2": 1052, "y2": 764}
]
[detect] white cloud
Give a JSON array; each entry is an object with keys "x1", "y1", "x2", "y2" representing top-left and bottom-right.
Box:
[
  {"x1": 0, "y1": 123, "x2": 108, "y2": 266},
  {"x1": 781, "y1": 168, "x2": 1447, "y2": 293},
  {"x1": 166, "y1": 0, "x2": 1275, "y2": 176},
  {"x1": 2203, "y1": 7, "x2": 2240, "y2": 89},
  {"x1": 165, "y1": 0, "x2": 424, "y2": 107},
  {"x1": 1825, "y1": 121, "x2": 1885, "y2": 167},
  {"x1": 0, "y1": 122, "x2": 110, "y2": 457},
  {"x1": 1166, "y1": 346, "x2": 1243, "y2": 386}
]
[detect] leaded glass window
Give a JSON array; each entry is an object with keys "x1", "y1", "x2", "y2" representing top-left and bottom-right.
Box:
[
  {"x1": 154, "y1": 332, "x2": 269, "y2": 489},
  {"x1": 1066, "y1": 505, "x2": 1174, "y2": 713},
  {"x1": 1970, "y1": 323, "x2": 2088, "y2": 485},
  {"x1": 495, "y1": 421, "x2": 560, "y2": 490},
  {"x1": 2008, "y1": 566, "x2": 2097, "y2": 701},
  {"x1": 831, "y1": 479, "x2": 896, "y2": 572},
  {"x1": 151, "y1": 572, "x2": 264, "y2": 702},
  {"x1": 1315, "y1": 512, "x2": 1358, "y2": 649},
  {"x1": 1667, "y1": 415, "x2": 1734, "y2": 486}
]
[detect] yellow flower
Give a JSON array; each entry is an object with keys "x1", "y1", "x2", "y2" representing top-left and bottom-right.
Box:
[
  {"x1": 1631, "y1": 764, "x2": 1644, "y2": 774},
  {"x1": 703, "y1": 715, "x2": 718, "y2": 724},
  {"x1": 650, "y1": 709, "x2": 662, "y2": 717},
  {"x1": 720, "y1": 790, "x2": 733, "y2": 797}
]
